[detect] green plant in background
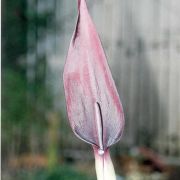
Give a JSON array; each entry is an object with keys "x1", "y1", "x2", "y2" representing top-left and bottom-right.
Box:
[
  {"x1": 1, "y1": 68, "x2": 50, "y2": 155},
  {"x1": 2, "y1": 0, "x2": 54, "y2": 162},
  {"x1": 47, "y1": 113, "x2": 59, "y2": 171},
  {"x1": 9, "y1": 166, "x2": 95, "y2": 180},
  {"x1": 2, "y1": 69, "x2": 28, "y2": 156}
]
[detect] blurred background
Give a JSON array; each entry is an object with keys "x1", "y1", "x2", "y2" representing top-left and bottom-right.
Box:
[{"x1": 2, "y1": 0, "x2": 180, "y2": 179}]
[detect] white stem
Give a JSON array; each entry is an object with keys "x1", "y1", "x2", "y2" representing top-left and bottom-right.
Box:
[{"x1": 93, "y1": 148, "x2": 116, "y2": 180}]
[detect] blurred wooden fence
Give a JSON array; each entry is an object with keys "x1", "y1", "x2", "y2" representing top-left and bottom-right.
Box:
[{"x1": 26, "y1": 0, "x2": 180, "y2": 158}]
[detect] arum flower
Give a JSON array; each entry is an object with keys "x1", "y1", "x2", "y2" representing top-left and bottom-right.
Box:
[{"x1": 63, "y1": 0, "x2": 125, "y2": 179}]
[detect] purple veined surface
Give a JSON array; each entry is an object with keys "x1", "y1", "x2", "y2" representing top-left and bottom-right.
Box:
[
  {"x1": 63, "y1": 0, "x2": 125, "y2": 179},
  {"x1": 63, "y1": 0, "x2": 124, "y2": 152}
]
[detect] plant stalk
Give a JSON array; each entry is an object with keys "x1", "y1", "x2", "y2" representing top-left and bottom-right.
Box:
[{"x1": 93, "y1": 147, "x2": 116, "y2": 180}]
